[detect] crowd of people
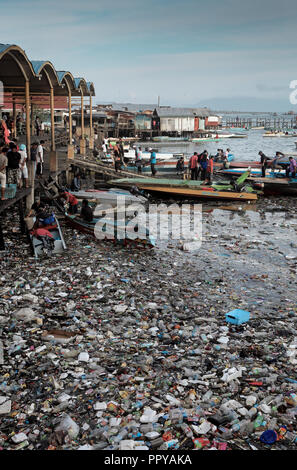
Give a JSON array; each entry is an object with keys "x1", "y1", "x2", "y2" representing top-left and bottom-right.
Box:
[
  {"x1": 259, "y1": 151, "x2": 297, "y2": 178},
  {"x1": 187, "y1": 151, "x2": 214, "y2": 183},
  {"x1": 1, "y1": 112, "x2": 47, "y2": 138},
  {"x1": 0, "y1": 138, "x2": 45, "y2": 200}
]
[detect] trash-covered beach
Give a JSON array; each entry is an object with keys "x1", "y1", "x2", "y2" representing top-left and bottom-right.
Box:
[{"x1": 0, "y1": 196, "x2": 297, "y2": 451}]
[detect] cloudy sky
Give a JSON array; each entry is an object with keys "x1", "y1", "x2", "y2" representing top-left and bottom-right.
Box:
[{"x1": 1, "y1": 0, "x2": 297, "y2": 111}]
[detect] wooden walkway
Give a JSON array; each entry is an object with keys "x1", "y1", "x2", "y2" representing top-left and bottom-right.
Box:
[
  {"x1": 0, "y1": 187, "x2": 32, "y2": 214},
  {"x1": 0, "y1": 187, "x2": 32, "y2": 250}
]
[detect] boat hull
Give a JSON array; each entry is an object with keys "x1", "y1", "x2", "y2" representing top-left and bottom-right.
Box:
[
  {"x1": 65, "y1": 214, "x2": 155, "y2": 248},
  {"x1": 251, "y1": 177, "x2": 297, "y2": 196},
  {"x1": 30, "y1": 216, "x2": 67, "y2": 258},
  {"x1": 108, "y1": 177, "x2": 258, "y2": 201}
]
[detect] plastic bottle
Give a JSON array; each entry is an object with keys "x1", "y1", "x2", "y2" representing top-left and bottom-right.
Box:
[
  {"x1": 201, "y1": 334, "x2": 208, "y2": 343},
  {"x1": 254, "y1": 414, "x2": 264, "y2": 429},
  {"x1": 180, "y1": 423, "x2": 193, "y2": 438},
  {"x1": 231, "y1": 422, "x2": 241, "y2": 432},
  {"x1": 112, "y1": 427, "x2": 129, "y2": 443}
]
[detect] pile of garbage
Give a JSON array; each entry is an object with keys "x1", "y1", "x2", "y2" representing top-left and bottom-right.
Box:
[{"x1": 0, "y1": 199, "x2": 297, "y2": 450}]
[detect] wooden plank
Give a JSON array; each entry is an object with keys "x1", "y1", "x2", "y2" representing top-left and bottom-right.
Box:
[{"x1": 0, "y1": 188, "x2": 32, "y2": 214}]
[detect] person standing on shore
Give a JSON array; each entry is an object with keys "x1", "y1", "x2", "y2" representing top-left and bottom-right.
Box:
[
  {"x1": 118, "y1": 138, "x2": 124, "y2": 161},
  {"x1": 176, "y1": 156, "x2": 185, "y2": 178},
  {"x1": 259, "y1": 151, "x2": 268, "y2": 178},
  {"x1": 150, "y1": 148, "x2": 157, "y2": 176},
  {"x1": 200, "y1": 151, "x2": 209, "y2": 181},
  {"x1": 136, "y1": 147, "x2": 143, "y2": 174},
  {"x1": 205, "y1": 155, "x2": 214, "y2": 184},
  {"x1": 114, "y1": 144, "x2": 122, "y2": 172},
  {"x1": 286, "y1": 157, "x2": 297, "y2": 179},
  {"x1": 102, "y1": 142, "x2": 107, "y2": 157},
  {"x1": 189, "y1": 152, "x2": 198, "y2": 180}
]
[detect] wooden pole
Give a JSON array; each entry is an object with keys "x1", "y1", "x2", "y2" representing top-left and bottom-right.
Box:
[
  {"x1": 80, "y1": 88, "x2": 86, "y2": 156},
  {"x1": 13, "y1": 98, "x2": 17, "y2": 138},
  {"x1": 81, "y1": 89, "x2": 84, "y2": 139},
  {"x1": 25, "y1": 81, "x2": 31, "y2": 152},
  {"x1": 68, "y1": 92, "x2": 72, "y2": 144},
  {"x1": 31, "y1": 102, "x2": 34, "y2": 137},
  {"x1": 89, "y1": 94, "x2": 93, "y2": 138},
  {"x1": 50, "y1": 88, "x2": 55, "y2": 151},
  {"x1": 25, "y1": 81, "x2": 34, "y2": 210},
  {"x1": 89, "y1": 93, "x2": 94, "y2": 149}
]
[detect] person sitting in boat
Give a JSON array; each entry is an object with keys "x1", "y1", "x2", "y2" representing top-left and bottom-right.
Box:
[
  {"x1": 176, "y1": 157, "x2": 185, "y2": 177},
  {"x1": 58, "y1": 189, "x2": 79, "y2": 214},
  {"x1": 27, "y1": 200, "x2": 45, "y2": 219},
  {"x1": 31, "y1": 227, "x2": 55, "y2": 254},
  {"x1": 80, "y1": 199, "x2": 93, "y2": 222},
  {"x1": 225, "y1": 148, "x2": 231, "y2": 159},
  {"x1": 214, "y1": 149, "x2": 223, "y2": 162},
  {"x1": 32, "y1": 204, "x2": 55, "y2": 229},
  {"x1": 286, "y1": 157, "x2": 297, "y2": 179}
]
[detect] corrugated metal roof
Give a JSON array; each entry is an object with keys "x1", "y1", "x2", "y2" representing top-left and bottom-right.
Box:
[
  {"x1": 155, "y1": 107, "x2": 210, "y2": 118},
  {"x1": 31, "y1": 60, "x2": 47, "y2": 75},
  {"x1": 0, "y1": 44, "x2": 11, "y2": 54}
]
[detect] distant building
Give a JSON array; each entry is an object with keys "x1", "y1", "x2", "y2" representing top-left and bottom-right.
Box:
[
  {"x1": 135, "y1": 111, "x2": 153, "y2": 131},
  {"x1": 205, "y1": 115, "x2": 221, "y2": 129},
  {"x1": 153, "y1": 107, "x2": 210, "y2": 134}
]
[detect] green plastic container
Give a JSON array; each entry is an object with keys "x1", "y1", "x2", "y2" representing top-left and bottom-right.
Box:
[{"x1": 2, "y1": 184, "x2": 17, "y2": 199}]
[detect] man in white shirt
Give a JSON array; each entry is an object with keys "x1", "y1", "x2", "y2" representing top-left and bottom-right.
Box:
[{"x1": 36, "y1": 140, "x2": 44, "y2": 178}]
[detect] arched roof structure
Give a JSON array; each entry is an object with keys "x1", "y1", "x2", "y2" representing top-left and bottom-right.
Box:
[{"x1": 0, "y1": 44, "x2": 95, "y2": 96}]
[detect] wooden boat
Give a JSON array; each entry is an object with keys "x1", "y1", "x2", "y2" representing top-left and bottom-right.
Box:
[
  {"x1": 191, "y1": 137, "x2": 220, "y2": 143},
  {"x1": 123, "y1": 149, "x2": 184, "y2": 162},
  {"x1": 70, "y1": 189, "x2": 147, "y2": 206},
  {"x1": 126, "y1": 155, "x2": 234, "y2": 175},
  {"x1": 107, "y1": 173, "x2": 259, "y2": 201},
  {"x1": 263, "y1": 132, "x2": 285, "y2": 137},
  {"x1": 250, "y1": 177, "x2": 297, "y2": 196},
  {"x1": 65, "y1": 212, "x2": 155, "y2": 248},
  {"x1": 225, "y1": 157, "x2": 289, "y2": 169},
  {"x1": 125, "y1": 154, "x2": 235, "y2": 175},
  {"x1": 217, "y1": 167, "x2": 286, "y2": 178},
  {"x1": 30, "y1": 215, "x2": 67, "y2": 258},
  {"x1": 152, "y1": 136, "x2": 189, "y2": 142},
  {"x1": 224, "y1": 127, "x2": 249, "y2": 132}
]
